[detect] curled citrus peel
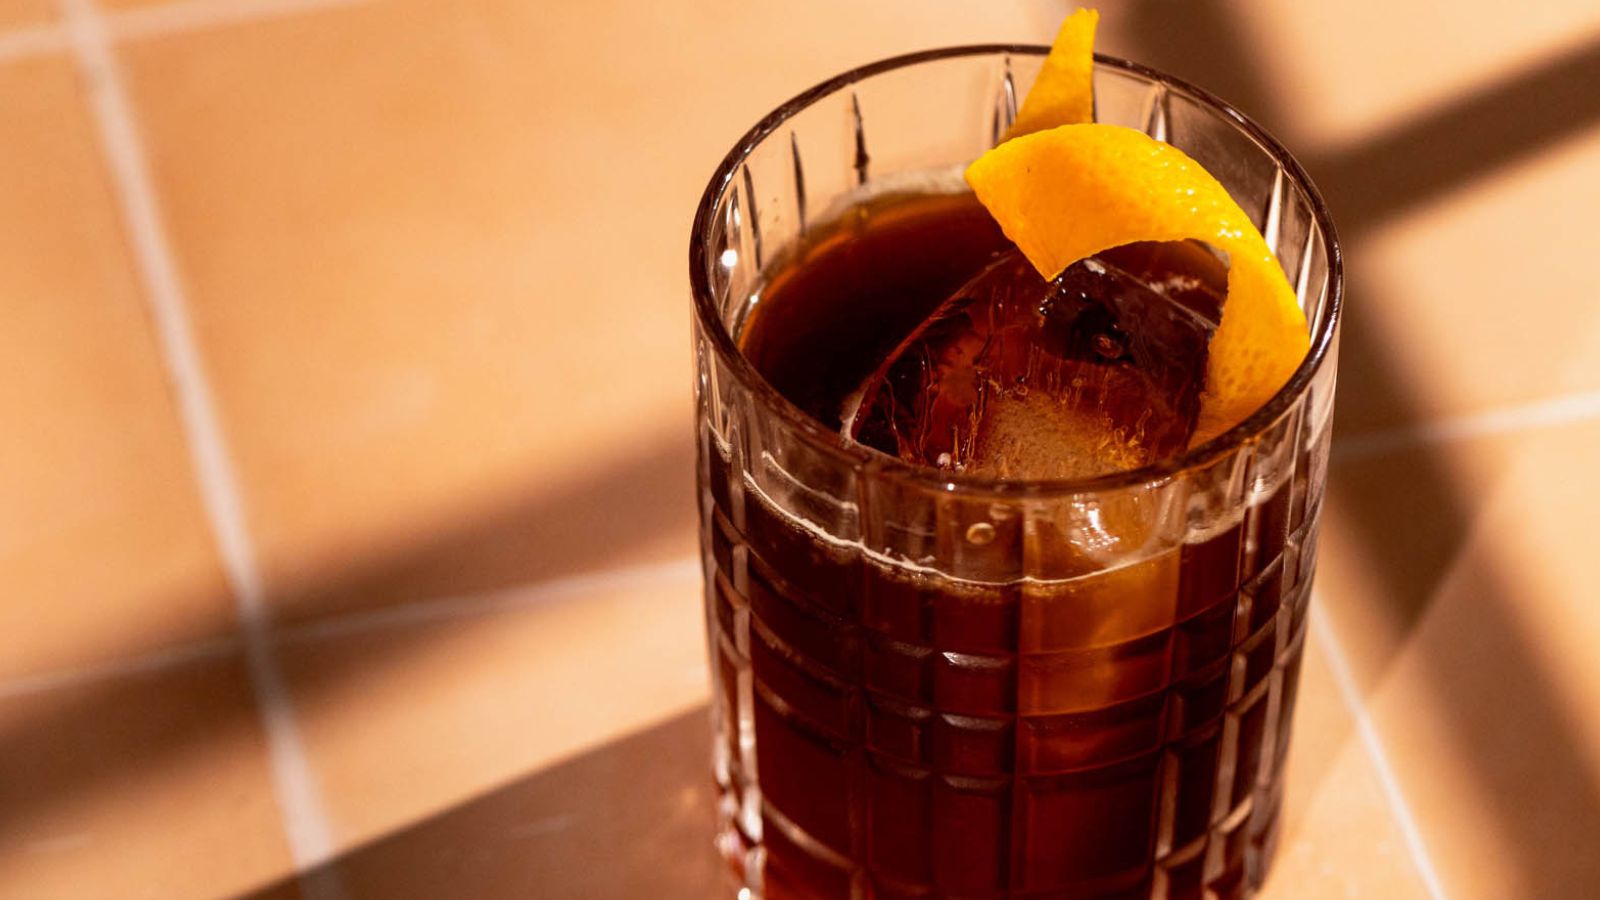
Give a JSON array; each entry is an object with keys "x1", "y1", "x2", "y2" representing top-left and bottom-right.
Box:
[
  {"x1": 1004, "y1": 8, "x2": 1098, "y2": 140},
  {"x1": 967, "y1": 9, "x2": 1309, "y2": 446}
]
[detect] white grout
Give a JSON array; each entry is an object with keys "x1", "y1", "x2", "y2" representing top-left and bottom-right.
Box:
[
  {"x1": 108, "y1": 0, "x2": 375, "y2": 42},
  {"x1": 0, "y1": 0, "x2": 372, "y2": 66},
  {"x1": 1311, "y1": 603, "x2": 1449, "y2": 900},
  {"x1": 24, "y1": 834, "x2": 94, "y2": 855},
  {"x1": 279, "y1": 557, "x2": 703, "y2": 645},
  {"x1": 508, "y1": 813, "x2": 579, "y2": 840},
  {"x1": 1334, "y1": 389, "x2": 1600, "y2": 463},
  {"x1": 0, "y1": 638, "x2": 239, "y2": 701},
  {"x1": 0, "y1": 23, "x2": 65, "y2": 63},
  {"x1": 0, "y1": 556, "x2": 700, "y2": 712},
  {"x1": 54, "y1": 1, "x2": 343, "y2": 898}
]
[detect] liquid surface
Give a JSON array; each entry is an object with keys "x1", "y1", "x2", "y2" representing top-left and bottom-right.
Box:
[
  {"x1": 742, "y1": 192, "x2": 1227, "y2": 480},
  {"x1": 741, "y1": 191, "x2": 1010, "y2": 432}
]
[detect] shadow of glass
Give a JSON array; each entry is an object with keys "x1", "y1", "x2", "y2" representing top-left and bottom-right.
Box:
[
  {"x1": 237, "y1": 707, "x2": 722, "y2": 900},
  {"x1": 1124, "y1": 1, "x2": 1600, "y2": 893}
]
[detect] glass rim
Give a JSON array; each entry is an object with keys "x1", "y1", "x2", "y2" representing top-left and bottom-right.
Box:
[{"x1": 689, "y1": 44, "x2": 1343, "y2": 499}]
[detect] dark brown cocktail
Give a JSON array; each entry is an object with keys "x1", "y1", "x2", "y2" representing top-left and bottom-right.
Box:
[{"x1": 691, "y1": 48, "x2": 1340, "y2": 900}]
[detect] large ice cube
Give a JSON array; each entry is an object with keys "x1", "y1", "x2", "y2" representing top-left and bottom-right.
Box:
[{"x1": 846, "y1": 241, "x2": 1225, "y2": 481}]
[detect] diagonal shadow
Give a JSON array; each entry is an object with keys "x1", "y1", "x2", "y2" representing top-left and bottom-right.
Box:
[
  {"x1": 1127, "y1": 1, "x2": 1600, "y2": 894},
  {"x1": 233, "y1": 707, "x2": 723, "y2": 900},
  {"x1": 1305, "y1": 37, "x2": 1600, "y2": 233},
  {"x1": 0, "y1": 424, "x2": 700, "y2": 840},
  {"x1": 268, "y1": 422, "x2": 700, "y2": 624}
]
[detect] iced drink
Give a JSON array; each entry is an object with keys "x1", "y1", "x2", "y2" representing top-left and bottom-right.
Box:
[{"x1": 690, "y1": 39, "x2": 1341, "y2": 900}]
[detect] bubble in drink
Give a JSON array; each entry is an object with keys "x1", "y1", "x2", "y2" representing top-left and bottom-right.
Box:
[{"x1": 847, "y1": 240, "x2": 1229, "y2": 480}]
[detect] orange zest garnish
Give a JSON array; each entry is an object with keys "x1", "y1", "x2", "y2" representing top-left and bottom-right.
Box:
[
  {"x1": 968, "y1": 8, "x2": 1308, "y2": 445},
  {"x1": 1004, "y1": 8, "x2": 1098, "y2": 140}
]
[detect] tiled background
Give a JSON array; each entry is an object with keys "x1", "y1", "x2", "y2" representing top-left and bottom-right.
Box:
[{"x1": 2, "y1": 1, "x2": 1598, "y2": 898}]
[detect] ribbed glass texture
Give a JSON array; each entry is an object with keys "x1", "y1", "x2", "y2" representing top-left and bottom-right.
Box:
[{"x1": 690, "y1": 47, "x2": 1342, "y2": 900}]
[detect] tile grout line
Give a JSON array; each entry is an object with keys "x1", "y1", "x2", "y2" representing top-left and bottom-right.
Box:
[
  {"x1": 0, "y1": 0, "x2": 373, "y2": 64},
  {"x1": 0, "y1": 556, "x2": 705, "y2": 701},
  {"x1": 1310, "y1": 603, "x2": 1449, "y2": 900},
  {"x1": 109, "y1": 0, "x2": 375, "y2": 42},
  {"x1": 1334, "y1": 388, "x2": 1600, "y2": 463},
  {"x1": 54, "y1": 2, "x2": 344, "y2": 898},
  {"x1": 0, "y1": 637, "x2": 240, "y2": 702},
  {"x1": 278, "y1": 556, "x2": 703, "y2": 644},
  {"x1": 0, "y1": 23, "x2": 66, "y2": 63}
]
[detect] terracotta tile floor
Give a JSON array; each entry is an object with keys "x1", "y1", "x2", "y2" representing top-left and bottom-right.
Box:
[
  {"x1": 3, "y1": 1, "x2": 1599, "y2": 897},
  {"x1": 0, "y1": 654, "x2": 296, "y2": 899},
  {"x1": 0, "y1": 53, "x2": 231, "y2": 681}
]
